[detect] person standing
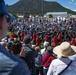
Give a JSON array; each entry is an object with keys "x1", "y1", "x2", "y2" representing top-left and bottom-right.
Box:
[
  {"x1": 0, "y1": 0, "x2": 30, "y2": 75},
  {"x1": 23, "y1": 35, "x2": 38, "y2": 75},
  {"x1": 41, "y1": 41, "x2": 49, "y2": 56},
  {"x1": 42, "y1": 46, "x2": 55, "y2": 75},
  {"x1": 47, "y1": 42, "x2": 76, "y2": 75}
]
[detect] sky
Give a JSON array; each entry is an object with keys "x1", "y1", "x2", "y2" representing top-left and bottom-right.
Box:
[{"x1": 4, "y1": 0, "x2": 76, "y2": 11}]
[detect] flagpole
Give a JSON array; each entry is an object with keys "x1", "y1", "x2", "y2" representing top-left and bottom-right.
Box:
[{"x1": 42, "y1": 0, "x2": 43, "y2": 23}]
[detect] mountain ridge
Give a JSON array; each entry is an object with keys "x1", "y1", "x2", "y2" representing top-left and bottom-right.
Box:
[{"x1": 6, "y1": 0, "x2": 76, "y2": 15}]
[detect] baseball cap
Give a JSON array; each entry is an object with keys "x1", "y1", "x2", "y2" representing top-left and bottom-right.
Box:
[{"x1": 0, "y1": 0, "x2": 14, "y2": 21}]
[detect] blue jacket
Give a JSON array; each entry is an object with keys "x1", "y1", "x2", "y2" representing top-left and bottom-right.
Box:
[{"x1": 0, "y1": 45, "x2": 30, "y2": 75}]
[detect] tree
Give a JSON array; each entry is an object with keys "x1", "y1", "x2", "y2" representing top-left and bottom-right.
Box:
[{"x1": 49, "y1": 14, "x2": 53, "y2": 18}]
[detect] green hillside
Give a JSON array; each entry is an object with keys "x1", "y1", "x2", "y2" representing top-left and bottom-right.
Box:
[{"x1": 6, "y1": 0, "x2": 76, "y2": 15}]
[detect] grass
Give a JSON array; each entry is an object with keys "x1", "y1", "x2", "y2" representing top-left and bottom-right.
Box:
[{"x1": 7, "y1": 31, "x2": 11, "y2": 35}]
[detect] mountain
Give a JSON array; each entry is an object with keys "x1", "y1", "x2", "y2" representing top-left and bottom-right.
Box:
[{"x1": 6, "y1": 0, "x2": 76, "y2": 15}]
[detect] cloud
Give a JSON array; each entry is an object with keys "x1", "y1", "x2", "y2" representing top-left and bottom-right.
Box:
[
  {"x1": 71, "y1": 0, "x2": 74, "y2": 2},
  {"x1": 74, "y1": 3, "x2": 76, "y2": 5},
  {"x1": 69, "y1": 2, "x2": 73, "y2": 4},
  {"x1": 69, "y1": 0, "x2": 76, "y2": 4},
  {"x1": 69, "y1": 0, "x2": 74, "y2": 3}
]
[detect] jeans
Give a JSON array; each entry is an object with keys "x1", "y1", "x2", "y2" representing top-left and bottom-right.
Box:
[
  {"x1": 30, "y1": 66, "x2": 36, "y2": 75},
  {"x1": 43, "y1": 67, "x2": 48, "y2": 75},
  {"x1": 35, "y1": 66, "x2": 44, "y2": 75}
]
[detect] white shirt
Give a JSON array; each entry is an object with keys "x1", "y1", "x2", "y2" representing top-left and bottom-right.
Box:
[
  {"x1": 41, "y1": 48, "x2": 46, "y2": 56},
  {"x1": 47, "y1": 58, "x2": 76, "y2": 75}
]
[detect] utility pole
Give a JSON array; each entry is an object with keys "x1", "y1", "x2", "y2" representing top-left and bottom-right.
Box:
[{"x1": 42, "y1": 0, "x2": 43, "y2": 23}]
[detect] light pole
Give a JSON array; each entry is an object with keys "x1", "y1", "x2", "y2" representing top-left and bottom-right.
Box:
[
  {"x1": 42, "y1": 0, "x2": 43, "y2": 23},
  {"x1": 42, "y1": 0, "x2": 43, "y2": 17}
]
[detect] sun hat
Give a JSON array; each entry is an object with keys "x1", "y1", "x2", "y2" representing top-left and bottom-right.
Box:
[
  {"x1": 0, "y1": 0, "x2": 14, "y2": 20},
  {"x1": 53, "y1": 42, "x2": 76, "y2": 56}
]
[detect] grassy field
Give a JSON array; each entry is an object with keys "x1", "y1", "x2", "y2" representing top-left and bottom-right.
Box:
[{"x1": 7, "y1": 31, "x2": 11, "y2": 35}]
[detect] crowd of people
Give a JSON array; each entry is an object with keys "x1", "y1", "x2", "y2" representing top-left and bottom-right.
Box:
[{"x1": 0, "y1": 0, "x2": 76, "y2": 75}]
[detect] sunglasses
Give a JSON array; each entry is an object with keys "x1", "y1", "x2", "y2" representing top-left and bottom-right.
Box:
[{"x1": 0, "y1": 0, "x2": 14, "y2": 23}]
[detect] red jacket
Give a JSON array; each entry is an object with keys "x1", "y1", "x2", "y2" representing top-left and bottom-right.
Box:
[
  {"x1": 70, "y1": 39, "x2": 76, "y2": 46},
  {"x1": 42, "y1": 54, "x2": 55, "y2": 68},
  {"x1": 74, "y1": 38, "x2": 76, "y2": 46},
  {"x1": 20, "y1": 33, "x2": 25, "y2": 41},
  {"x1": 32, "y1": 33, "x2": 36, "y2": 41},
  {"x1": 10, "y1": 33, "x2": 16, "y2": 39},
  {"x1": 58, "y1": 34, "x2": 63, "y2": 42},
  {"x1": 44, "y1": 35, "x2": 50, "y2": 42},
  {"x1": 36, "y1": 36, "x2": 41, "y2": 46},
  {"x1": 52, "y1": 36, "x2": 58, "y2": 46}
]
